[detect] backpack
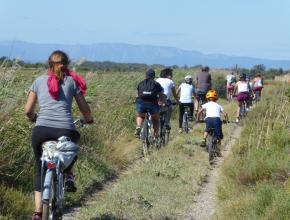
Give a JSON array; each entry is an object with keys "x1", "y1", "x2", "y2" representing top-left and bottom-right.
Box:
[
  {"x1": 138, "y1": 79, "x2": 161, "y2": 100},
  {"x1": 230, "y1": 76, "x2": 237, "y2": 84}
]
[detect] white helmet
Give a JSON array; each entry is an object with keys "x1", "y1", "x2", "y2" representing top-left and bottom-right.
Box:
[{"x1": 185, "y1": 75, "x2": 193, "y2": 83}]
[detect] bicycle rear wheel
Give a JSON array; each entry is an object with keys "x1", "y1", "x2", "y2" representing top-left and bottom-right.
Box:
[
  {"x1": 42, "y1": 172, "x2": 57, "y2": 220},
  {"x1": 207, "y1": 135, "x2": 214, "y2": 162},
  {"x1": 141, "y1": 120, "x2": 150, "y2": 157},
  {"x1": 182, "y1": 113, "x2": 189, "y2": 133}
]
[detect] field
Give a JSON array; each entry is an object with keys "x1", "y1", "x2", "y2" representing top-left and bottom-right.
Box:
[{"x1": 0, "y1": 65, "x2": 289, "y2": 219}]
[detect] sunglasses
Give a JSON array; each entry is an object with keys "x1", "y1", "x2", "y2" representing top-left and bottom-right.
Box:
[{"x1": 51, "y1": 60, "x2": 67, "y2": 65}]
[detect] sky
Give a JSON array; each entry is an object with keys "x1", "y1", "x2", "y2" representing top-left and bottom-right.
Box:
[{"x1": 1, "y1": 0, "x2": 290, "y2": 60}]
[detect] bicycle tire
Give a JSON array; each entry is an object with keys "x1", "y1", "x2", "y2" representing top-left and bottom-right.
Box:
[
  {"x1": 142, "y1": 119, "x2": 149, "y2": 157},
  {"x1": 182, "y1": 112, "x2": 189, "y2": 133},
  {"x1": 42, "y1": 172, "x2": 57, "y2": 220},
  {"x1": 164, "y1": 129, "x2": 170, "y2": 146},
  {"x1": 207, "y1": 135, "x2": 214, "y2": 162}
]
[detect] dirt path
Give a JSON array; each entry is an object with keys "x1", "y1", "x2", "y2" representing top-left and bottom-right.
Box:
[{"x1": 186, "y1": 125, "x2": 242, "y2": 220}]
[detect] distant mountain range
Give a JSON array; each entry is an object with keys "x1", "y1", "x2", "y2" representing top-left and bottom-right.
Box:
[{"x1": 1, "y1": 41, "x2": 290, "y2": 69}]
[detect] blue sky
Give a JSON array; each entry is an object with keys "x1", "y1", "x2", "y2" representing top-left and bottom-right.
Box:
[{"x1": 1, "y1": 0, "x2": 290, "y2": 60}]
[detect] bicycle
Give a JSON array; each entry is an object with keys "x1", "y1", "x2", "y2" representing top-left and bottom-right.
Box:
[
  {"x1": 196, "y1": 91, "x2": 206, "y2": 121},
  {"x1": 41, "y1": 119, "x2": 84, "y2": 220},
  {"x1": 239, "y1": 100, "x2": 248, "y2": 121},
  {"x1": 159, "y1": 106, "x2": 170, "y2": 147},
  {"x1": 205, "y1": 119, "x2": 229, "y2": 164},
  {"x1": 139, "y1": 111, "x2": 155, "y2": 157},
  {"x1": 182, "y1": 106, "x2": 192, "y2": 133}
]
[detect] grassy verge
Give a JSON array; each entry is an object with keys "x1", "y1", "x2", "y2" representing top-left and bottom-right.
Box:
[
  {"x1": 76, "y1": 99, "x2": 237, "y2": 219},
  {"x1": 0, "y1": 67, "x2": 231, "y2": 219},
  {"x1": 215, "y1": 82, "x2": 290, "y2": 220}
]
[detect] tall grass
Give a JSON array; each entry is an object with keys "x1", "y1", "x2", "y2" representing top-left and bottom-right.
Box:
[
  {"x1": 0, "y1": 66, "x2": 230, "y2": 218},
  {"x1": 215, "y1": 83, "x2": 290, "y2": 220}
]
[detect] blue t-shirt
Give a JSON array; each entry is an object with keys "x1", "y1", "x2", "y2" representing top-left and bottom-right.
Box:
[{"x1": 30, "y1": 75, "x2": 80, "y2": 130}]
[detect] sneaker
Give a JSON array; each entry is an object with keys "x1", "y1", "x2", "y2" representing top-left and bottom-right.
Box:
[
  {"x1": 135, "y1": 127, "x2": 141, "y2": 138},
  {"x1": 235, "y1": 118, "x2": 240, "y2": 123},
  {"x1": 178, "y1": 129, "x2": 183, "y2": 134},
  {"x1": 65, "y1": 174, "x2": 77, "y2": 192},
  {"x1": 200, "y1": 138, "x2": 206, "y2": 147},
  {"x1": 32, "y1": 212, "x2": 42, "y2": 220}
]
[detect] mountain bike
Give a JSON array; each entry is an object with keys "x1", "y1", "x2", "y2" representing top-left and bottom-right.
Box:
[
  {"x1": 182, "y1": 106, "x2": 192, "y2": 133},
  {"x1": 41, "y1": 119, "x2": 83, "y2": 220},
  {"x1": 227, "y1": 87, "x2": 234, "y2": 102},
  {"x1": 159, "y1": 106, "x2": 170, "y2": 147},
  {"x1": 196, "y1": 91, "x2": 206, "y2": 121},
  {"x1": 140, "y1": 111, "x2": 155, "y2": 157},
  {"x1": 239, "y1": 100, "x2": 248, "y2": 121},
  {"x1": 206, "y1": 119, "x2": 229, "y2": 164},
  {"x1": 254, "y1": 89, "x2": 261, "y2": 104}
]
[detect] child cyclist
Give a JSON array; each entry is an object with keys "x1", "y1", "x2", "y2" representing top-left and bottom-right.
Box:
[{"x1": 197, "y1": 90, "x2": 228, "y2": 155}]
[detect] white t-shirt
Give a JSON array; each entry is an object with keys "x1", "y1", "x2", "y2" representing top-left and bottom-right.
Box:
[
  {"x1": 226, "y1": 74, "x2": 236, "y2": 86},
  {"x1": 237, "y1": 81, "x2": 250, "y2": 93},
  {"x1": 156, "y1": 78, "x2": 175, "y2": 100},
  {"x1": 178, "y1": 83, "x2": 195, "y2": 103},
  {"x1": 202, "y1": 101, "x2": 223, "y2": 118}
]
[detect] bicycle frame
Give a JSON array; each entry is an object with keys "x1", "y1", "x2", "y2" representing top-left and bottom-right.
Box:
[
  {"x1": 239, "y1": 100, "x2": 247, "y2": 119},
  {"x1": 159, "y1": 106, "x2": 170, "y2": 147},
  {"x1": 140, "y1": 111, "x2": 154, "y2": 157},
  {"x1": 41, "y1": 138, "x2": 78, "y2": 220},
  {"x1": 207, "y1": 128, "x2": 218, "y2": 163},
  {"x1": 182, "y1": 106, "x2": 191, "y2": 133}
]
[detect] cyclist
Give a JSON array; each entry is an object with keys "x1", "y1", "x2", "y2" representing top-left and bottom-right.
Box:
[
  {"x1": 177, "y1": 75, "x2": 196, "y2": 133},
  {"x1": 226, "y1": 72, "x2": 236, "y2": 101},
  {"x1": 135, "y1": 68, "x2": 165, "y2": 139},
  {"x1": 156, "y1": 68, "x2": 179, "y2": 130},
  {"x1": 197, "y1": 90, "x2": 228, "y2": 155},
  {"x1": 25, "y1": 50, "x2": 93, "y2": 220},
  {"x1": 252, "y1": 73, "x2": 264, "y2": 101},
  {"x1": 233, "y1": 73, "x2": 255, "y2": 123},
  {"x1": 195, "y1": 66, "x2": 212, "y2": 112}
]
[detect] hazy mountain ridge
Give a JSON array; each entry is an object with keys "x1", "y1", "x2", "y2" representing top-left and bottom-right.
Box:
[{"x1": 1, "y1": 41, "x2": 290, "y2": 69}]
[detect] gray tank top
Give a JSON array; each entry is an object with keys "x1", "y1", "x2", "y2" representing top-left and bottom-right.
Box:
[{"x1": 30, "y1": 75, "x2": 80, "y2": 130}]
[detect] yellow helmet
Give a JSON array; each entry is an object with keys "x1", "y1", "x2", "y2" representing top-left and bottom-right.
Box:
[{"x1": 206, "y1": 90, "x2": 218, "y2": 100}]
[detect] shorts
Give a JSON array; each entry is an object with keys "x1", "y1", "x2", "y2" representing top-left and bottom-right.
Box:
[
  {"x1": 136, "y1": 98, "x2": 160, "y2": 115},
  {"x1": 195, "y1": 89, "x2": 207, "y2": 103},
  {"x1": 253, "y1": 86, "x2": 263, "y2": 92},
  {"x1": 227, "y1": 85, "x2": 234, "y2": 91},
  {"x1": 237, "y1": 92, "x2": 250, "y2": 102},
  {"x1": 205, "y1": 117, "x2": 223, "y2": 139}
]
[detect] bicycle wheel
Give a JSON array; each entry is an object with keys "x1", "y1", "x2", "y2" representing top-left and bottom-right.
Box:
[
  {"x1": 255, "y1": 91, "x2": 260, "y2": 103},
  {"x1": 207, "y1": 135, "x2": 214, "y2": 162},
  {"x1": 141, "y1": 120, "x2": 149, "y2": 157},
  {"x1": 42, "y1": 172, "x2": 57, "y2": 220},
  {"x1": 182, "y1": 113, "x2": 189, "y2": 133},
  {"x1": 164, "y1": 129, "x2": 170, "y2": 146}
]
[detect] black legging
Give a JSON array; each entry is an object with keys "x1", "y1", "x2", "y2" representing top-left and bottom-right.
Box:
[
  {"x1": 32, "y1": 126, "x2": 80, "y2": 191},
  {"x1": 179, "y1": 103, "x2": 194, "y2": 128}
]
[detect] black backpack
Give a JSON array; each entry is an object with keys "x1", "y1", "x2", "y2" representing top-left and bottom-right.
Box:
[{"x1": 138, "y1": 79, "x2": 161, "y2": 100}]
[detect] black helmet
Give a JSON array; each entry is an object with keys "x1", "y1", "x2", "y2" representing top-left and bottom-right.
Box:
[
  {"x1": 160, "y1": 68, "x2": 173, "y2": 78},
  {"x1": 239, "y1": 73, "x2": 247, "y2": 80},
  {"x1": 146, "y1": 68, "x2": 155, "y2": 79}
]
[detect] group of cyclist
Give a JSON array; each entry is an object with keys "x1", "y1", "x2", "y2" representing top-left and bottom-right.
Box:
[
  {"x1": 134, "y1": 66, "x2": 264, "y2": 152},
  {"x1": 226, "y1": 71, "x2": 264, "y2": 122},
  {"x1": 26, "y1": 50, "x2": 264, "y2": 219}
]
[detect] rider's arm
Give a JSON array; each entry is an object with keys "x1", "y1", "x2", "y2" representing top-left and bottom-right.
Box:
[
  {"x1": 197, "y1": 107, "x2": 205, "y2": 121},
  {"x1": 25, "y1": 91, "x2": 38, "y2": 122},
  {"x1": 171, "y1": 87, "x2": 179, "y2": 103},
  {"x1": 74, "y1": 93, "x2": 94, "y2": 124}
]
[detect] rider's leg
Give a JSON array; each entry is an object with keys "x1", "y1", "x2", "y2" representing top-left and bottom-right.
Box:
[
  {"x1": 165, "y1": 105, "x2": 172, "y2": 129},
  {"x1": 179, "y1": 103, "x2": 185, "y2": 129},
  {"x1": 151, "y1": 113, "x2": 160, "y2": 138}
]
